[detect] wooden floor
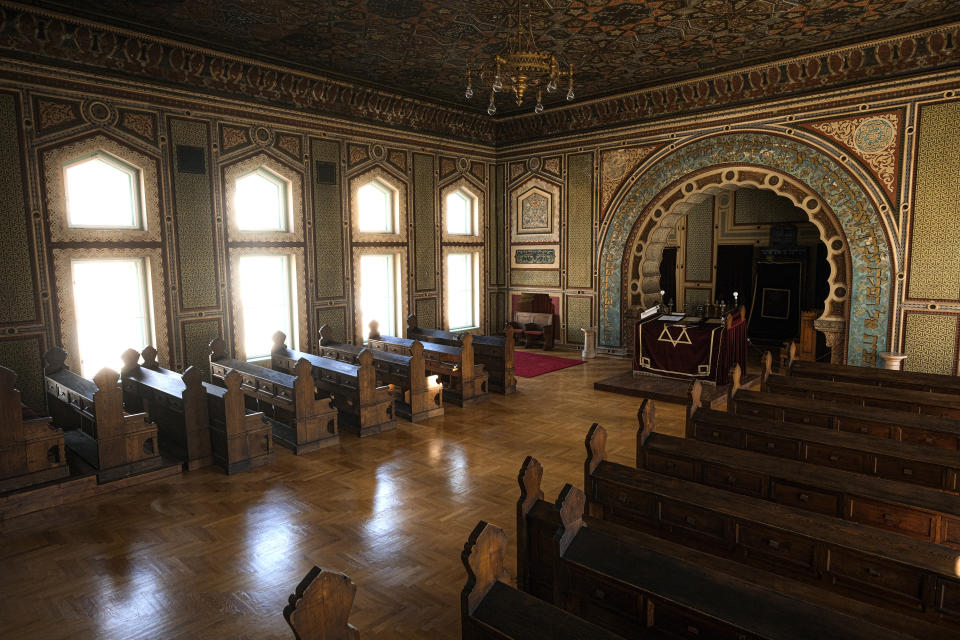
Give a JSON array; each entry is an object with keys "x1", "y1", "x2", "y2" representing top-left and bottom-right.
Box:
[{"x1": 0, "y1": 352, "x2": 685, "y2": 639}]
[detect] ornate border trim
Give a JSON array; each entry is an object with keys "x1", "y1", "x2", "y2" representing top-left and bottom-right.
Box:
[
  {"x1": 52, "y1": 247, "x2": 169, "y2": 373},
  {"x1": 43, "y1": 134, "x2": 162, "y2": 243}
]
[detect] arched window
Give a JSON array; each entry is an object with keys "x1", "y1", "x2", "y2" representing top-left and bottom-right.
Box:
[
  {"x1": 445, "y1": 189, "x2": 474, "y2": 236},
  {"x1": 235, "y1": 168, "x2": 289, "y2": 232},
  {"x1": 63, "y1": 152, "x2": 142, "y2": 229},
  {"x1": 357, "y1": 179, "x2": 396, "y2": 233}
]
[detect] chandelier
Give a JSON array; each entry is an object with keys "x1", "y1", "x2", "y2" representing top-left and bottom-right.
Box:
[{"x1": 465, "y1": 1, "x2": 574, "y2": 116}]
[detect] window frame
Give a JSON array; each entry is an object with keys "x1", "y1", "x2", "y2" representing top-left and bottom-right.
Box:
[
  {"x1": 445, "y1": 252, "x2": 479, "y2": 331},
  {"x1": 351, "y1": 246, "x2": 409, "y2": 342},
  {"x1": 224, "y1": 153, "x2": 304, "y2": 244},
  {"x1": 440, "y1": 178, "x2": 484, "y2": 244},
  {"x1": 356, "y1": 179, "x2": 397, "y2": 234},
  {"x1": 358, "y1": 253, "x2": 403, "y2": 340},
  {"x1": 228, "y1": 247, "x2": 307, "y2": 362},
  {"x1": 62, "y1": 151, "x2": 144, "y2": 230},
  {"x1": 349, "y1": 167, "x2": 408, "y2": 244},
  {"x1": 441, "y1": 246, "x2": 484, "y2": 333},
  {"x1": 233, "y1": 167, "x2": 291, "y2": 233}
]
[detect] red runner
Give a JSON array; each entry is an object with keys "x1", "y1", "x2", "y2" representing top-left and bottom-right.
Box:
[{"x1": 514, "y1": 351, "x2": 584, "y2": 378}]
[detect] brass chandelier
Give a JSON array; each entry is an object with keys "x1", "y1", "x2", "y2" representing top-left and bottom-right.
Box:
[{"x1": 465, "y1": 1, "x2": 574, "y2": 115}]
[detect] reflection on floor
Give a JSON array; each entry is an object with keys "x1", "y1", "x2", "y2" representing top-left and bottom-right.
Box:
[{"x1": 0, "y1": 350, "x2": 685, "y2": 639}]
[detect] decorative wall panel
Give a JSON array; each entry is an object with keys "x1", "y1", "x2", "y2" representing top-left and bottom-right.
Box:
[
  {"x1": 510, "y1": 176, "x2": 561, "y2": 244},
  {"x1": 903, "y1": 312, "x2": 958, "y2": 375},
  {"x1": 312, "y1": 139, "x2": 345, "y2": 299},
  {"x1": 511, "y1": 270, "x2": 561, "y2": 288},
  {"x1": 565, "y1": 296, "x2": 592, "y2": 345},
  {"x1": 32, "y1": 96, "x2": 83, "y2": 137},
  {"x1": 567, "y1": 152, "x2": 594, "y2": 290},
  {"x1": 684, "y1": 198, "x2": 715, "y2": 283},
  {"x1": 490, "y1": 164, "x2": 505, "y2": 286},
  {"x1": 734, "y1": 188, "x2": 807, "y2": 225},
  {"x1": 908, "y1": 101, "x2": 960, "y2": 302},
  {"x1": 600, "y1": 145, "x2": 658, "y2": 216},
  {"x1": 181, "y1": 318, "x2": 222, "y2": 381},
  {"x1": 0, "y1": 336, "x2": 44, "y2": 410},
  {"x1": 414, "y1": 298, "x2": 438, "y2": 331},
  {"x1": 316, "y1": 306, "x2": 348, "y2": 345},
  {"x1": 0, "y1": 92, "x2": 36, "y2": 325},
  {"x1": 413, "y1": 153, "x2": 437, "y2": 292},
  {"x1": 512, "y1": 245, "x2": 559, "y2": 269},
  {"x1": 169, "y1": 118, "x2": 218, "y2": 310}
]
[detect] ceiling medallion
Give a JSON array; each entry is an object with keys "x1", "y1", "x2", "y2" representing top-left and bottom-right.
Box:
[{"x1": 465, "y1": 1, "x2": 573, "y2": 116}]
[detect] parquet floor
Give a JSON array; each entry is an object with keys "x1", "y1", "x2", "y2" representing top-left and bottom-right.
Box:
[{"x1": 0, "y1": 352, "x2": 686, "y2": 639}]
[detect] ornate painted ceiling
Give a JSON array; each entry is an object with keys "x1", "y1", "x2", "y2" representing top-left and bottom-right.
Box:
[{"x1": 17, "y1": 0, "x2": 960, "y2": 114}]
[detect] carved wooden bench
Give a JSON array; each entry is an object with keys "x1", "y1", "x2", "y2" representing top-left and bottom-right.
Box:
[
  {"x1": 203, "y1": 369, "x2": 273, "y2": 474},
  {"x1": 120, "y1": 347, "x2": 213, "y2": 470},
  {"x1": 318, "y1": 325, "x2": 442, "y2": 423},
  {"x1": 517, "y1": 458, "x2": 925, "y2": 639},
  {"x1": 761, "y1": 352, "x2": 960, "y2": 419},
  {"x1": 368, "y1": 322, "x2": 488, "y2": 407},
  {"x1": 690, "y1": 401, "x2": 960, "y2": 494},
  {"x1": 639, "y1": 400, "x2": 960, "y2": 546},
  {"x1": 582, "y1": 423, "x2": 960, "y2": 629},
  {"x1": 0, "y1": 364, "x2": 69, "y2": 493},
  {"x1": 209, "y1": 338, "x2": 338, "y2": 453},
  {"x1": 271, "y1": 332, "x2": 395, "y2": 437},
  {"x1": 726, "y1": 365, "x2": 960, "y2": 454},
  {"x1": 406, "y1": 314, "x2": 516, "y2": 395},
  {"x1": 284, "y1": 566, "x2": 360, "y2": 640},
  {"x1": 43, "y1": 347, "x2": 165, "y2": 483}
]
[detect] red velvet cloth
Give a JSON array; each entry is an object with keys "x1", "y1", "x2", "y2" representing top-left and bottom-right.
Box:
[{"x1": 633, "y1": 315, "x2": 746, "y2": 385}]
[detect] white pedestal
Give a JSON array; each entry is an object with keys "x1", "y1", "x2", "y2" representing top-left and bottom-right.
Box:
[
  {"x1": 581, "y1": 327, "x2": 597, "y2": 359},
  {"x1": 878, "y1": 351, "x2": 907, "y2": 371}
]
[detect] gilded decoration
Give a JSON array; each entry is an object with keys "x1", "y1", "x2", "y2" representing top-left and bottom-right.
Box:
[
  {"x1": 33, "y1": 97, "x2": 81, "y2": 134},
  {"x1": 440, "y1": 177, "x2": 485, "y2": 245},
  {"x1": 348, "y1": 165, "x2": 408, "y2": 244},
  {"x1": 52, "y1": 247, "x2": 170, "y2": 373},
  {"x1": 509, "y1": 162, "x2": 526, "y2": 181},
  {"x1": 118, "y1": 109, "x2": 157, "y2": 144},
  {"x1": 388, "y1": 149, "x2": 407, "y2": 173},
  {"x1": 806, "y1": 111, "x2": 901, "y2": 204},
  {"x1": 542, "y1": 156, "x2": 562, "y2": 179},
  {"x1": 43, "y1": 134, "x2": 163, "y2": 244},
  {"x1": 441, "y1": 245, "x2": 485, "y2": 333},
  {"x1": 222, "y1": 152, "x2": 304, "y2": 244},
  {"x1": 511, "y1": 245, "x2": 559, "y2": 269},
  {"x1": 600, "y1": 132, "x2": 890, "y2": 367},
  {"x1": 470, "y1": 162, "x2": 485, "y2": 182},
  {"x1": 510, "y1": 176, "x2": 560, "y2": 243},
  {"x1": 274, "y1": 134, "x2": 302, "y2": 161},
  {"x1": 903, "y1": 311, "x2": 958, "y2": 375},
  {"x1": 600, "y1": 145, "x2": 659, "y2": 216},
  {"x1": 228, "y1": 246, "x2": 307, "y2": 361},
  {"x1": 219, "y1": 124, "x2": 250, "y2": 153},
  {"x1": 439, "y1": 156, "x2": 457, "y2": 180},
  {"x1": 348, "y1": 143, "x2": 370, "y2": 168}
]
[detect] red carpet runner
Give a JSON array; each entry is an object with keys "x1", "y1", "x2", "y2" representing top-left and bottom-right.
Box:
[{"x1": 514, "y1": 350, "x2": 585, "y2": 378}]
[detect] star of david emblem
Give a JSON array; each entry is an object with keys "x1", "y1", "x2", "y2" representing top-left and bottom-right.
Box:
[{"x1": 658, "y1": 324, "x2": 692, "y2": 347}]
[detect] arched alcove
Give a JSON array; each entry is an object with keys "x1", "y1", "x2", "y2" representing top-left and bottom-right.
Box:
[{"x1": 598, "y1": 132, "x2": 896, "y2": 366}]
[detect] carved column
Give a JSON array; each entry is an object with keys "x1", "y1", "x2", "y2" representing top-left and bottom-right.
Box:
[{"x1": 815, "y1": 318, "x2": 847, "y2": 365}]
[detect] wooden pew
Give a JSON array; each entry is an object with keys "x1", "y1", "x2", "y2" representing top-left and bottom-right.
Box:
[
  {"x1": 0, "y1": 365, "x2": 69, "y2": 493},
  {"x1": 728, "y1": 364, "x2": 960, "y2": 453},
  {"x1": 204, "y1": 369, "x2": 273, "y2": 474},
  {"x1": 582, "y1": 423, "x2": 960, "y2": 628},
  {"x1": 638, "y1": 400, "x2": 960, "y2": 547},
  {"x1": 785, "y1": 343, "x2": 960, "y2": 395},
  {"x1": 43, "y1": 347, "x2": 166, "y2": 483},
  {"x1": 368, "y1": 321, "x2": 488, "y2": 407},
  {"x1": 318, "y1": 325, "x2": 443, "y2": 423},
  {"x1": 284, "y1": 566, "x2": 360, "y2": 640},
  {"x1": 517, "y1": 458, "x2": 926, "y2": 639},
  {"x1": 120, "y1": 347, "x2": 213, "y2": 470},
  {"x1": 761, "y1": 352, "x2": 960, "y2": 419},
  {"x1": 406, "y1": 314, "x2": 516, "y2": 395},
  {"x1": 460, "y1": 520, "x2": 623, "y2": 640},
  {"x1": 271, "y1": 333, "x2": 395, "y2": 437},
  {"x1": 690, "y1": 401, "x2": 960, "y2": 493},
  {"x1": 208, "y1": 338, "x2": 339, "y2": 453}
]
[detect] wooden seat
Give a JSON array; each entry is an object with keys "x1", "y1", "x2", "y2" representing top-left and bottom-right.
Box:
[
  {"x1": 582, "y1": 423, "x2": 960, "y2": 628},
  {"x1": 209, "y1": 337, "x2": 339, "y2": 452},
  {"x1": 406, "y1": 314, "x2": 516, "y2": 395},
  {"x1": 0, "y1": 364, "x2": 69, "y2": 493},
  {"x1": 284, "y1": 566, "x2": 360, "y2": 640},
  {"x1": 318, "y1": 324, "x2": 443, "y2": 422},
  {"x1": 271, "y1": 332, "x2": 395, "y2": 437},
  {"x1": 516, "y1": 458, "x2": 929, "y2": 639},
  {"x1": 203, "y1": 370, "x2": 274, "y2": 474},
  {"x1": 44, "y1": 348, "x2": 167, "y2": 483},
  {"x1": 120, "y1": 347, "x2": 213, "y2": 470}
]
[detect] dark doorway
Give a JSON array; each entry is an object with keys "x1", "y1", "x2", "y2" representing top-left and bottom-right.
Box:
[
  {"x1": 659, "y1": 246, "x2": 677, "y2": 310},
  {"x1": 716, "y1": 245, "x2": 753, "y2": 312}
]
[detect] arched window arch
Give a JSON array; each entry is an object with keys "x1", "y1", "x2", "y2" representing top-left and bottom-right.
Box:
[
  {"x1": 357, "y1": 179, "x2": 397, "y2": 234},
  {"x1": 234, "y1": 167, "x2": 290, "y2": 232},
  {"x1": 444, "y1": 188, "x2": 476, "y2": 236},
  {"x1": 63, "y1": 152, "x2": 143, "y2": 229}
]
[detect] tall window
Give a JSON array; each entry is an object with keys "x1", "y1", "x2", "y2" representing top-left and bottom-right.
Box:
[
  {"x1": 237, "y1": 255, "x2": 296, "y2": 359},
  {"x1": 447, "y1": 252, "x2": 478, "y2": 330},
  {"x1": 359, "y1": 254, "x2": 399, "y2": 339},
  {"x1": 357, "y1": 180, "x2": 394, "y2": 233},
  {"x1": 235, "y1": 168, "x2": 289, "y2": 232},
  {"x1": 446, "y1": 189, "x2": 474, "y2": 236},
  {"x1": 72, "y1": 259, "x2": 153, "y2": 378},
  {"x1": 63, "y1": 153, "x2": 142, "y2": 229}
]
